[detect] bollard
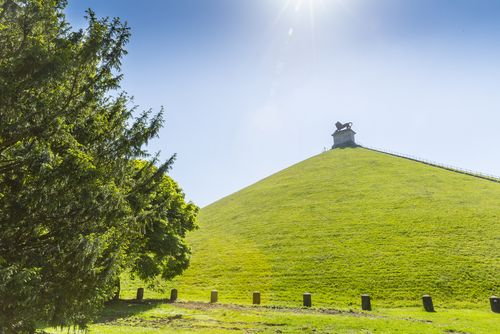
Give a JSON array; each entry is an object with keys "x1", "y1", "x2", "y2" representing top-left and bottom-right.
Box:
[
  {"x1": 303, "y1": 293, "x2": 312, "y2": 307},
  {"x1": 361, "y1": 294, "x2": 372, "y2": 311},
  {"x1": 210, "y1": 290, "x2": 218, "y2": 303},
  {"x1": 490, "y1": 296, "x2": 500, "y2": 313},
  {"x1": 136, "y1": 288, "x2": 144, "y2": 302},
  {"x1": 170, "y1": 288, "x2": 178, "y2": 303},
  {"x1": 253, "y1": 291, "x2": 261, "y2": 305},
  {"x1": 422, "y1": 295, "x2": 434, "y2": 312}
]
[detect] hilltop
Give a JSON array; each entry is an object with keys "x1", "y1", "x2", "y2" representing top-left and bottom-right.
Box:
[{"x1": 165, "y1": 147, "x2": 499, "y2": 307}]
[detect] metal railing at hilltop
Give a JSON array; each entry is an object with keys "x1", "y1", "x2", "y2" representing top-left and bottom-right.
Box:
[{"x1": 355, "y1": 143, "x2": 500, "y2": 184}]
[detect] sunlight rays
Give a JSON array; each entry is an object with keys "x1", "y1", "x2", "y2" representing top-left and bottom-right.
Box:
[
  {"x1": 262, "y1": 0, "x2": 355, "y2": 100},
  {"x1": 271, "y1": 0, "x2": 333, "y2": 54}
]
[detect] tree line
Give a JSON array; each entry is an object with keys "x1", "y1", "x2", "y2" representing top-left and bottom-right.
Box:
[{"x1": 0, "y1": 0, "x2": 198, "y2": 332}]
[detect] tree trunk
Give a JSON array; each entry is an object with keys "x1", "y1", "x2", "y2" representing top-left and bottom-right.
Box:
[{"x1": 113, "y1": 278, "x2": 120, "y2": 301}]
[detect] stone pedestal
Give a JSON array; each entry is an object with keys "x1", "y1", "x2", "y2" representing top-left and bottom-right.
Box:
[
  {"x1": 422, "y1": 295, "x2": 435, "y2": 312},
  {"x1": 210, "y1": 290, "x2": 218, "y2": 303},
  {"x1": 136, "y1": 288, "x2": 144, "y2": 302},
  {"x1": 490, "y1": 296, "x2": 500, "y2": 313},
  {"x1": 253, "y1": 292, "x2": 261, "y2": 305},
  {"x1": 170, "y1": 288, "x2": 178, "y2": 303},
  {"x1": 361, "y1": 294, "x2": 372, "y2": 311},
  {"x1": 332, "y1": 129, "x2": 356, "y2": 148},
  {"x1": 303, "y1": 293, "x2": 312, "y2": 307}
]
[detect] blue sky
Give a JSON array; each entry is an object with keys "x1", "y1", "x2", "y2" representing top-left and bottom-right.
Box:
[{"x1": 66, "y1": 1, "x2": 500, "y2": 206}]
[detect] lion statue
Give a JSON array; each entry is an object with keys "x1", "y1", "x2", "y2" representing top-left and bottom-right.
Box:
[{"x1": 335, "y1": 121, "x2": 353, "y2": 131}]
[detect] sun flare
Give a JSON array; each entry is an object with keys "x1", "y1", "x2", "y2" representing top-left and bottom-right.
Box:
[{"x1": 273, "y1": 0, "x2": 331, "y2": 35}]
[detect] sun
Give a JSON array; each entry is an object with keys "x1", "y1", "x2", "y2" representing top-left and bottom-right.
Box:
[
  {"x1": 287, "y1": 0, "x2": 330, "y2": 16},
  {"x1": 292, "y1": 0, "x2": 324, "y2": 12},
  {"x1": 274, "y1": 0, "x2": 330, "y2": 31}
]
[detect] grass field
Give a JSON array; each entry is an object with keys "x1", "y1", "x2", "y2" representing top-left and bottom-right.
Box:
[
  {"x1": 45, "y1": 299, "x2": 499, "y2": 333},
  {"x1": 44, "y1": 147, "x2": 500, "y2": 333},
  {"x1": 153, "y1": 147, "x2": 500, "y2": 307}
]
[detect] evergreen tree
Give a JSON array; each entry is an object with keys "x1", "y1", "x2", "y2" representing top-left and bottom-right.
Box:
[{"x1": 0, "y1": 1, "x2": 197, "y2": 332}]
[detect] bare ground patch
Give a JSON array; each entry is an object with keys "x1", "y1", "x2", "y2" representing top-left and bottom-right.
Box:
[{"x1": 175, "y1": 301, "x2": 379, "y2": 318}]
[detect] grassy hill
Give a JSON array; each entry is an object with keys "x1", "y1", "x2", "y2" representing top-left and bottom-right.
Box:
[{"x1": 163, "y1": 147, "x2": 499, "y2": 307}]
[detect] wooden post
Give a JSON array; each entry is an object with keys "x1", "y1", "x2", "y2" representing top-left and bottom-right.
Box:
[
  {"x1": 361, "y1": 294, "x2": 372, "y2": 311},
  {"x1": 170, "y1": 288, "x2": 178, "y2": 303},
  {"x1": 136, "y1": 288, "x2": 144, "y2": 302},
  {"x1": 422, "y1": 295, "x2": 434, "y2": 312},
  {"x1": 210, "y1": 290, "x2": 218, "y2": 303},
  {"x1": 303, "y1": 293, "x2": 312, "y2": 307},
  {"x1": 253, "y1": 291, "x2": 261, "y2": 305},
  {"x1": 490, "y1": 296, "x2": 500, "y2": 313}
]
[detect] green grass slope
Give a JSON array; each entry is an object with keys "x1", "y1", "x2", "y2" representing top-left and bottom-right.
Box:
[{"x1": 168, "y1": 147, "x2": 500, "y2": 307}]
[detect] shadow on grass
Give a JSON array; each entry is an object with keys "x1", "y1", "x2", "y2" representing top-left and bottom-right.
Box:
[{"x1": 96, "y1": 299, "x2": 173, "y2": 324}]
